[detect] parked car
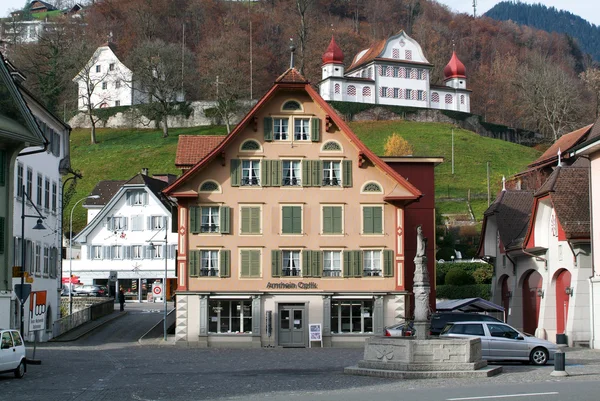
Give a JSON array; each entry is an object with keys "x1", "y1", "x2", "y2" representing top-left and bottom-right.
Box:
[
  {"x1": 384, "y1": 321, "x2": 415, "y2": 337},
  {"x1": 0, "y1": 329, "x2": 26, "y2": 378},
  {"x1": 74, "y1": 285, "x2": 108, "y2": 297},
  {"x1": 430, "y1": 312, "x2": 502, "y2": 336},
  {"x1": 440, "y1": 321, "x2": 559, "y2": 365}
]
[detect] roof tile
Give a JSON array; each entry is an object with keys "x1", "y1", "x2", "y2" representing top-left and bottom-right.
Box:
[{"x1": 175, "y1": 135, "x2": 225, "y2": 168}]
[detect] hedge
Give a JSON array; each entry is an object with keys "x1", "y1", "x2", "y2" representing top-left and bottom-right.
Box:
[
  {"x1": 436, "y1": 284, "x2": 491, "y2": 300},
  {"x1": 436, "y1": 262, "x2": 491, "y2": 285}
]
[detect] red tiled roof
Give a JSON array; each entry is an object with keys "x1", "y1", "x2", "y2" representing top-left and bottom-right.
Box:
[
  {"x1": 347, "y1": 40, "x2": 386, "y2": 72},
  {"x1": 529, "y1": 124, "x2": 592, "y2": 169},
  {"x1": 175, "y1": 135, "x2": 225, "y2": 168},
  {"x1": 275, "y1": 68, "x2": 309, "y2": 84}
]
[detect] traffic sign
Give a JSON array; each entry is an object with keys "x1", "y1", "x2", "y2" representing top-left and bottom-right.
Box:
[
  {"x1": 109, "y1": 271, "x2": 118, "y2": 281},
  {"x1": 14, "y1": 284, "x2": 32, "y2": 303},
  {"x1": 153, "y1": 286, "x2": 162, "y2": 295}
]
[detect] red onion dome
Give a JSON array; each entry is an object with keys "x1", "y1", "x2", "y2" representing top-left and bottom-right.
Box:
[
  {"x1": 443, "y1": 51, "x2": 466, "y2": 79},
  {"x1": 322, "y1": 36, "x2": 344, "y2": 64}
]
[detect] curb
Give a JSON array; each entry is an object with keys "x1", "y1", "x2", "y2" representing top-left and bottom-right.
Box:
[{"x1": 51, "y1": 311, "x2": 128, "y2": 342}]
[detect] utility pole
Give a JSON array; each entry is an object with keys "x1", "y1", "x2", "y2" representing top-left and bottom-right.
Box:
[
  {"x1": 473, "y1": 0, "x2": 477, "y2": 17},
  {"x1": 451, "y1": 129, "x2": 455, "y2": 175},
  {"x1": 487, "y1": 161, "x2": 491, "y2": 207},
  {"x1": 215, "y1": 75, "x2": 223, "y2": 99}
]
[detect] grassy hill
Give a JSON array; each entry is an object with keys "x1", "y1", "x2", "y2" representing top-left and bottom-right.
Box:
[{"x1": 65, "y1": 122, "x2": 540, "y2": 232}]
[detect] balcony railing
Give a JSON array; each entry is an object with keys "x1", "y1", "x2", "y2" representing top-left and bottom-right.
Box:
[
  {"x1": 200, "y1": 268, "x2": 219, "y2": 277},
  {"x1": 323, "y1": 269, "x2": 341, "y2": 277},
  {"x1": 282, "y1": 177, "x2": 301, "y2": 186},
  {"x1": 363, "y1": 269, "x2": 382, "y2": 277},
  {"x1": 322, "y1": 177, "x2": 340, "y2": 186},
  {"x1": 282, "y1": 267, "x2": 300, "y2": 277},
  {"x1": 201, "y1": 224, "x2": 219, "y2": 233},
  {"x1": 241, "y1": 177, "x2": 260, "y2": 186}
]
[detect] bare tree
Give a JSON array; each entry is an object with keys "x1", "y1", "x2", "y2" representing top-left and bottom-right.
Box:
[
  {"x1": 294, "y1": 0, "x2": 316, "y2": 75},
  {"x1": 580, "y1": 68, "x2": 600, "y2": 118}
]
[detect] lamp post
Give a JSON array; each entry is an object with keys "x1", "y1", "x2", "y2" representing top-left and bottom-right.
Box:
[
  {"x1": 20, "y1": 184, "x2": 46, "y2": 337},
  {"x1": 69, "y1": 194, "x2": 100, "y2": 315},
  {"x1": 149, "y1": 217, "x2": 168, "y2": 341}
]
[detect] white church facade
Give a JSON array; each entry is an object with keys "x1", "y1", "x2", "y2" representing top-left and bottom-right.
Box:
[{"x1": 319, "y1": 31, "x2": 470, "y2": 113}]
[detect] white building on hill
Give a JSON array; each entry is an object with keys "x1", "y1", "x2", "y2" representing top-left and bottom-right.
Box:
[{"x1": 319, "y1": 31, "x2": 470, "y2": 113}]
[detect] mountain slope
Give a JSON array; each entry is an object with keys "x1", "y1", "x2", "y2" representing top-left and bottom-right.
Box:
[{"x1": 485, "y1": 1, "x2": 600, "y2": 62}]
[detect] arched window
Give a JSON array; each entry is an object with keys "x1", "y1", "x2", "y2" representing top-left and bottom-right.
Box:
[
  {"x1": 431, "y1": 92, "x2": 440, "y2": 103},
  {"x1": 361, "y1": 182, "x2": 383, "y2": 193},
  {"x1": 282, "y1": 100, "x2": 301, "y2": 111},
  {"x1": 199, "y1": 181, "x2": 220, "y2": 192},
  {"x1": 334, "y1": 83, "x2": 340, "y2": 94},
  {"x1": 445, "y1": 94, "x2": 453, "y2": 104},
  {"x1": 240, "y1": 139, "x2": 261, "y2": 151},
  {"x1": 362, "y1": 87, "x2": 372, "y2": 97},
  {"x1": 321, "y1": 141, "x2": 342, "y2": 152},
  {"x1": 347, "y1": 85, "x2": 356, "y2": 96}
]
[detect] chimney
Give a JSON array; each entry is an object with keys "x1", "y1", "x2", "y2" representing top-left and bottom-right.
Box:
[{"x1": 141, "y1": 168, "x2": 148, "y2": 176}]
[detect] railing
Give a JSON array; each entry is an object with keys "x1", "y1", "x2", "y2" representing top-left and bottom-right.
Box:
[
  {"x1": 201, "y1": 224, "x2": 219, "y2": 233},
  {"x1": 282, "y1": 177, "x2": 301, "y2": 186},
  {"x1": 363, "y1": 269, "x2": 382, "y2": 277},
  {"x1": 199, "y1": 268, "x2": 219, "y2": 277},
  {"x1": 241, "y1": 177, "x2": 260, "y2": 186},
  {"x1": 322, "y1": 178, "x2": 340, "y2": 186},
  {"x1": 282, "y1": 268, "x2": 300, "y2": 277},
  {"x1": 323, "y1": 269, "x2": 341, "y2": 277},
  {"x1": 53, "y1": 298, "x2": 114, "y2": 338}
]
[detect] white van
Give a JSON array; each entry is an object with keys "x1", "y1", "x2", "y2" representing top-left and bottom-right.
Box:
[{"x1": 0, "y1": 329, "x2": 26, "y2": 378}]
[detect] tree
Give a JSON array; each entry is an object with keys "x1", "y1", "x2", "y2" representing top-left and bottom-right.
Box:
[
  {"x1": 580, "y1": 68, "x2": 600, "y2": 118},
  {"x1": 384, "y1": 133, "x2": 413, "y2": 156},
  {"x1": 128, "y1": 39, "x2": 195, "y2": 138}
]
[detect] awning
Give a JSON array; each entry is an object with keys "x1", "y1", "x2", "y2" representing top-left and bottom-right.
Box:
[{"x1": 436, "y1": 298, "x2": 504, "y2": 313}]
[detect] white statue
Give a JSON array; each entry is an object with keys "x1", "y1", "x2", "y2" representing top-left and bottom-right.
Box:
[{"x1": 416, "y1": 225, "x2": 427, "y2": 257}]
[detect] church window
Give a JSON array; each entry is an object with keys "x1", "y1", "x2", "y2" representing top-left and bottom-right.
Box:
[
  {"x1": 347, "y1": 85, "x2": 356, "y2": 96},
  {"x1": 410, "y1": 69, "x2": 417, "y2": 79},
  {"x1": 445, "y1": 94, "x2": 453, "y2": 104},
  {"x1": 393, "y1": 88, "x2": 399, "y2": 98},
  {"x1": 406, "y1": 89, "x2": 412, "y2": 99},
  {"x1": 282, "y1": 100, "x2": 301, "y2": 111},
  {"x1": 392, "y1": 48, "x2": 400, "y2": 59},
  {"x1": 386, "y1": 66, "x2": 393, "y2": 77},
  {"x1": 362, "y1": 87, "x2": 371, "y2": 97},
  {"x1": 460, "y1": 95, "x2": 465, "y2": 104},
  {"x1": 431, "y1": 92, "x2": 440, "y2": 103},
  {"x1": 377, "y1": 65, "x2": 383, "y2": 76},
  {"x1": 405, "y1": 50, "x2": 412, "y2": 60},
  {"x1": 417, "y1": 90, "x2": 424, "y2": 101},
  {"x1": 335, "y1": 83, "x2": 340, "y2": 94}
]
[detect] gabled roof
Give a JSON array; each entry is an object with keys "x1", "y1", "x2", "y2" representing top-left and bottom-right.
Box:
[
  {"x1": 85, "y1": 180, "x2": 127, "y2": 206},
  {"x1": 164, "y1": 67, "x2": 422, "y2": 202},
  {"x1": 175, "y1": 135, "x2": 225, "y2": 169},
  {"x1": 528, "y1": 124, "x2": 592, "y2": 170},
  {"x1": 73, "y1": 43, "x2": 130, "y2": 82},
  {"x1": 30, "y1": 1, "x2": 57, "y2": 12}
]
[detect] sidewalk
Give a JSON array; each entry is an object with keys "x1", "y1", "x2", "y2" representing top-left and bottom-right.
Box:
[{"x1": 50, "y1": 310, "x2": 127, "y2": 342}]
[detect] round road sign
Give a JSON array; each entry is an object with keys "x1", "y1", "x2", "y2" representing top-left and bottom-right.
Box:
[{"x1": 153, "y1": 286, "x2": 162, "y2": 295}]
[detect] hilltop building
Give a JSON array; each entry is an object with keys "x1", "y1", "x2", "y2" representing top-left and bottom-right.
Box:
[
  {"x1": 163, "y1": 67, "x2": 441, "y2": 347},
  {"x1": 319, "y1": 31, "x2": 470, "y2": 113}
]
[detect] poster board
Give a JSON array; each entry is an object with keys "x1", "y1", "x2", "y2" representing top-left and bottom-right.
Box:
[{"x1": 309, "y1": 323, "x2": 322, "y2": 348}]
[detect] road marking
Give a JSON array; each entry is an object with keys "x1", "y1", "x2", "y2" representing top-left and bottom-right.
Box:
[{"x1": 448, "y1": 392, "x2": 559, "y2": 400}]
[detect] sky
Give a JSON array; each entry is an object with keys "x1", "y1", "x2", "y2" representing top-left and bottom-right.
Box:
[{"x1": 436, "y1": 0, "x2": 600, "y2": 26}]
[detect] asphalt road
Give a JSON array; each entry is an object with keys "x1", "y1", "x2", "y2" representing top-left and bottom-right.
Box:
[{"x1": 2, "y1": 304, "x2": 600, "y2": 401}]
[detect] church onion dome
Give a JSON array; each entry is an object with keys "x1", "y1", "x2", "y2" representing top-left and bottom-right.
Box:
[
  {"x1": 443, "y1": 51, "x2": 466, "y2": 79},
  {"x1": 322, "y1": 36, "x2": 344, "y2": 65}
]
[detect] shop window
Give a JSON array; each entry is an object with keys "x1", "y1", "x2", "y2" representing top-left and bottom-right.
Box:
[
  {"x1": 331, "y1": 300, "x2": 373, "y2": 333},
  {"x1": 208, "y1": 300, "x2": 253, "y2": 333}
]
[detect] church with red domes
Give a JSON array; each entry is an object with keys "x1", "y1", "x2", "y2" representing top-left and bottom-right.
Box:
[{"x1": 319, "y1": 31, "x2": 470, "y2": 113}]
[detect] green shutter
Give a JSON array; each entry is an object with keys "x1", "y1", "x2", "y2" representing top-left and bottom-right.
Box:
[
  {"x1": 220, "y1": 206, "x2": 230, "y2": 234},
  {"x1": 383, "y1": 249, "x2": 394, "y2": 277},
  {"x1": 343, "y1": 250, "x2": 351, "y2": 277},
  {"x1": 261, "y1": 160, "x2": 271, "y2": 187},
  {"x1": 220, "y1": 249, "x2": 231, "y2": 277},
  {"x1": 311, "y1": 118, "x2": 320, "y2": 142},
  {"x1": 312, "y1": 160, "x2": 322, "y2": 187},
  {"x1": 312, "y1": 250, "x2": 322, "y2": 277},
  {"x1": 250, "y1": 207, "x2": 261, "y2": 234},
  {"x1": 271, "y1": 160, "x2": 281, "y2": 187},
  {"x1": 241, "y1": 207, "x2": 250, "y2": 234},
  {"x1": 302, "y1": 160, "x2": 312, "y2": 187},
  {"x1": 302, "y1": 250, "x2": 312, "y2": 277},
  {"x1": 190, "y1": 207, "x2": 200, "y2": 234},
  {"x1": 333, "y1": 206, "x2": 342, "y2": 234},
  {"x1": 363, "y1": 207, "x2": 373, "y2": 234},
  {"x1": 373, "y1": 206, "x2": 383, "y2": 234},
  {"x1": 282, "y1": 206, "x2": 292, "y2": 234},
  {"x1": 354, "y1": 250, "x2": 363, "y2": 277},
  {"x1": 241, "y1": 250, "x2": 250, "y2": 277},
  {"x1": 292, "y1": 206, "x2": 302, "y2": 234},
  {"x1": 343, "y1": 159, "x2": 352, "y2": 187},
  {"x1": 0, "y1": 150, "x2": 5, "y2": 187},
  {"x1": 230, "y1": 159, "x2": 240, "y2": 187},
  {"x1": 323, "y1": 206, "x2": 332, "y2": 234},
  {"x1": 271, "y1": 250, "x2": 282, "y2": 277},
  {"x1": 264, "y1": 117, "x2": 273, "y2": 141},
  {"x1": 250, "y1": 250, "x2": 260, "y2": 277},
  {"x1": 189, "y1": 251, "x2": 199, "y2": 277}
]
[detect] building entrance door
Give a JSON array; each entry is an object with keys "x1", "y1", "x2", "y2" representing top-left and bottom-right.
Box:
[{"x1": 278, "y1": 304, "x2": 305, "y2": 347}]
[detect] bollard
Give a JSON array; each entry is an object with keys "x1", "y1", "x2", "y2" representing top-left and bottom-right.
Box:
[{"x1": 550, "y1": 349, "x2": 568, "y2": 377}]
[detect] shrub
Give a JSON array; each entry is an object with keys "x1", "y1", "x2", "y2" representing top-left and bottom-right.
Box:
[
  {"x1": 473, "y1": 266, "x2": 493, "y2": 284},
  {"x1": 384, "y1": 133, "x2": 414, "y2": 156},
  {"x1": 436, "y1": 284, "x2": 491, "y2": 300},
  {"x1": 444, "y1": 267, "x2": 475, "y2": 286}
]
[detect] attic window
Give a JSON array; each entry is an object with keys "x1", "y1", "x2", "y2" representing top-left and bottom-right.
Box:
[
  {"x1": 95, "y1": 65, "x2": 101, "y2": 73},
  {"x1": 362, "y1": 182, "x2": 383, "y2": 193},
  {"x1": 282, "y1": 100, "x2": 301, "y2": 111},
  {"x1": 240, "y1": 139, "x2": 261, "y2": 151},
  {"x1": 199, "y1": 181, "x2": 220, "y2": 192}
]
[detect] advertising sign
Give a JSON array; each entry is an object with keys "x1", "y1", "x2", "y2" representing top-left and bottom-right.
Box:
[
  {"x1": 29, "y1": 290, "x2": 47, "y2": 331},
  {"x1": 309, "y1": 323, "x2": 322, "y2": 348}
]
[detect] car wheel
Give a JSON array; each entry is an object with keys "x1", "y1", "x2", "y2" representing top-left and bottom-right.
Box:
[
  {"x1": 530, "y1": 347, "x2": 549, "y2": 365},
  {"x1": 14, "y1": 360, "x2": 25, "y2": 378}
]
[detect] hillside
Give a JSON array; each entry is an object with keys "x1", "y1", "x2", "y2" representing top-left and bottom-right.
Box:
[
  {"x1": 65, "y1": 123, "x2": 540, "y2": 233},
  {"x1": 485, "y1": 1, "x2": 600, "y2": 62}
]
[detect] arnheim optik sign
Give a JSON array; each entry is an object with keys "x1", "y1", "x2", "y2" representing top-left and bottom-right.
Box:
[{"x1": 266, "y1": 282, "x2": 318, "y2": 290}]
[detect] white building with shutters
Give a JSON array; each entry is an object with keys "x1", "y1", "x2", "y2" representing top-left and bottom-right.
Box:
[
  {"x1": 66, "y1": 171, "x2": 178, "y2": 302},
  {"x1": 319, "y1": 31, "x2": 471, "y2": 113}
]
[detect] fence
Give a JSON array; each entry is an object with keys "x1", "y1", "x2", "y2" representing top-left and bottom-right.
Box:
[{"x1": 52, "y1": 298, "x2": 114, "y2": 338}]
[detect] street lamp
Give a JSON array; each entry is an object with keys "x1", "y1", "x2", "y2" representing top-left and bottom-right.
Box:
[
  {"x1": 69, "y1": 194, "x2": 100, "y2": 315},
  {"x1": 149, "y1": 217, "x2": 168, "y2": 341},
  {"x1": 20, "y1": 184, "x2": 46, "y2": 337}
]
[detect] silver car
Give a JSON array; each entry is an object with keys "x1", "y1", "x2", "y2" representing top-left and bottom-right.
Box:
[
  {"x1": 0, "y1": 329, "x2": 26, "y2": 378},
  {"x1": 440, "y1": 321, "x2": 559, "y2": 365}
]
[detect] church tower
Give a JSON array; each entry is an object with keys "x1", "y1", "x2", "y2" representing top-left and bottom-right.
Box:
[
  {"x1": 321, "y1": 36, "x2": 344, "y2": 79},
  {"x1": 443, "y1": 51, "x2": 467, "y2": 89}
]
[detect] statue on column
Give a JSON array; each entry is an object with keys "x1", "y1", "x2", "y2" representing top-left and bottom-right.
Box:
[{"x1": 413, "y1": 225, "x2": 431, "y2": 336}]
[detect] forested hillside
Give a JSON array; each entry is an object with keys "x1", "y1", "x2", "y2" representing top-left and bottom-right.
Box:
[
  {"x1": 4, "y1": 0, "x2": 600, "y2": 141},
  {"x1": 485, "y1": 1, "x2": 600, "y2": 62}
]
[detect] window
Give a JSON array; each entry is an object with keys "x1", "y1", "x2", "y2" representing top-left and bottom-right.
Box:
[
  {"x1": 323, "y1": 250, "x2": 342, "y2": 277},
  {"x1": 44, "y1": 178, "x2": 50, "y2": 210},
  {"x1": 331, "y1": 300, "x2": 373, "y2": 333},
  {"x1": 405, "y1": 50, "x2": 412, "y2": 60},
  {"x1": 153, "y1": 244, "x2": 163, "y2": 259},
  {"x1": 201, "y1": 207, "x2": 219, "y2": 233},
  {"x1": 92, "y1": 245, "x2": 102, "y2": 260},
  {"x1": 17, "y1": 163, "x2": 23, "y2": 198},
  {"x1": 380, "y1": 86, "x2": 388, "y2": 98},
  {"x1": 200, "y1": 250, "x2": 219, "y2": 276},
  {"x1": 488, "y1": 323, "x2": 520, "y2": 339},
  {"x1": 112, "y1": 245, "x2": 123, "y2": 259},
  {"x1": 13, "y1": 237, "x2": 22, "y2": 266},
  {"x1": 240, "y1": 206, "x2": 261, "y2": 234},
  {"x1": 130, "y1": 190, "x2": 146, "y2": 205},
  {"x1": 200, "y1": 181, "x2": 220, "y2": 192},
  {"x1": 282, "y1": 100, "x2": 301, "y2": 111},
  {"x1": 450, "y1": 323, "x2": 485, "y2": 336},
  {"x1": 240, "y1": 140, "x2": 261, "y2": 151},
  {"x1": 132, "y1": 245, "x2": 143, "y2": 259},
  {"x1": 282, "y1": 160, "x2": 301, "y2": 186},
  {"x1": 51, "y1": 181, "x2": 57, "y2": 212},
  {"x1": 115, "y1": 80, "x2": 121, "y2": 89},
  {"x1": 43, "y1": 246, "x2": 49, "y2": 275},
  {"x1": 294, "y1": 118, "x2": 310, "y2": 141},
  {"x1": 115, "y1": 100, "x2": 120, "y2": 107},
  {"x1": 282, "y1": 250, "x2": 301, "y2": 276},
  {"x1": 361, "y1": 182, "x2": 382, "y2": 193},
  {"x1": 150, "y1": 216, "x2": 165, "y2": 230},
  {"x1": 240, "y1": 249, "x2": 261, "y2": 277},
  {"x1": 36, "y1": 174, "x2": 42, "y2": 206},
  {"x1": 26, "y1": 168, "x2": 33, "y2": 199},
  {"x1": 334, "y1": 83, "x2": 340, "y2": 94},
  {"x1": 34, "y1": 243, "x2": 41, "y2": 274},
  {"x1": 432, "y1": 92, "x2": 440, "y2": 103},
  {"x1": 322, "y1": 206, "x2": 343, "y2": 234},
  {"x1": 461, "y1": 95, "x2": 465, "y2": 105},
  {"x1": 347, "y1": 85, "x2": 356, "y2": 96},
  {"x1": 445, "y1": 94, "x2": 453, "y2": 104},
  {"x1": 406, "y1": 89, "x2": 412, "y2": 99},
  {"x1": 363, "y1": 206, "x2": 383, "y2": 234},
  {"x1": 281, "y1": 206, "x2": 302, "y2": 235},
  {"x1": 107, "y1": 216, "x2": 127, "y2": 230},
  {"x1": 109, "y1": 63, "x2": 115, "y2": 71},
  {"x1": 241, "y1": 160, "x2": 260, "y2": 186},
  {"x1": 102, "y1": 82, "x2": 107, "y2": 90},
  {"x1": 363, "y1": 250, "x2": 382, "y2": 276},
  {"x1": 417, "y1": 90, "x2": 424, "y2": 101},
  {"x1": 362, "y1": 87, "x2": 371, "y2": 97},
  {"x1": 322, "y1": 161, "x2": 341, "y2": 186},
  {"x1": 95, "y1": 65, "x2": 101, "y2": 73},
  {"x1": 274, "y1": 118, "x2": 289, "y2": 140},
  {"x1": 208, "y1": 300, "x2": 252, "y2": 333}
]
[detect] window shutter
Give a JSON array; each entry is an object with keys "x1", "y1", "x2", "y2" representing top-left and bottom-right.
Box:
[
  {"x1": 292, "y1": 206, "x2": 302, "y2": 234},
  {"x1": 219, "y1": 206, "x2": 230, "y2": 234},
  {"x1": 103, "y1": 246, "x2": 111, "y2": 260},
  {"x1": 354, "y1": 250, "x2": 363, "y2": 277},
  {"x1": 312, "y1": 250, "x2": 322, "y2": 277},
  {"x1": 230, "y1": 159, "x2": 240, "y2": 187},
  {"x1": 241, "y1": 250, "x2": 250, "y2": 277},
  {"x1": 282, "y1": 206, "x2": 292, "y2": 234},
  {"x1": 122, "y1": 217, "x2": 128, "y2": 230},
  {"x1": 220, "y1": 250, "x2": 230, "y2": 277},
  {"x1": 311, "y1": 160, "x2": 322, "y2": 187},
  {"x1": 271, "y1": 160, "x2": 281, "y2": 187},
  {"x1": 383, "y1": 249, "x2": 394, "y2": 277},
  {"x1": 189, "y1": 251, "x2": 199, "y2": 277},
  {"x1": 363, "y1": 207, "x2": 373, "y2": 234},
  {"x1": 87, "y1": 246, "x2": 92, "y2": 260},
  {"x1": 250, "y1": 250, "x2": 260, "y2": 277},
  {"x1": 373, "y1": 206, "x2": 383, "y2": 234},
  {"x1": 250, "y1": 207, "x2": 260, "y2": 233},
  {"x1": 302, "y1": 250, "x2": 312, "y2": 277},
  {"x1": 333, "y1": 206, "x2": 342, "y2": 234},
  {"x1": 302, "y1": 160, "x2": 312, "y2": 187},
  {"x1": 169, "y1": 244, "x2": 177, "y2": 259},
  {"x1": 146, "y1": 216, "x2": 151, "y2": 231},
  {"x1": 343, "y1": 250, "x2": 351, "y2": 277},
  {"x1": 261, "y1": 160, "x2": 271, "y2": 187},
  {"x1": 311, "y1": 118, "x2": 320, "y2": 142},
  {"x1": 271, "y1": 249, "x2": 281, "y2": 277},
  {"x1": 343, "y1": 159, "x2": 352, "y2": 187},
  {"x1": 263, "y1": 117, "x2": 273, "y2": 141},
  {"x1": 126, "y1": 192, "x2": 132, "y2": 206},
  {"x1": 143, "y1": 192, "x2": 149, "y2": 205},
  {"x1": 323, "y1": 206, "x2": 332, "y2": 234},
  {"x1": 107, "y1": 217, "x2": 114, "y2": 231},
  {"x1": 190, "y1": 207, "x2": 200, "y2": 234},
  {"x1": 241, "y1": 207, "x2": 250, "y2": 234}
]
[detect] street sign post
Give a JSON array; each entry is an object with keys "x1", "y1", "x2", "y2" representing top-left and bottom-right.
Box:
[{"x1": 14, "y1": 284, "x2": 32, "y2": 304}]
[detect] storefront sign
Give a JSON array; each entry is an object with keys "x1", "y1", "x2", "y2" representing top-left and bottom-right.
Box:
[{"x1": 266, "y1": 282, "x2": 318, "y2": 290}]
